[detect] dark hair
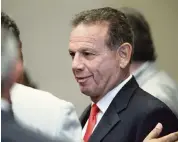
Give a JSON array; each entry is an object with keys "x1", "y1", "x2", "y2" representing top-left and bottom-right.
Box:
[
  {"x1": 23, "y1": 71, "x2": 38, "y2": 89},
  {"x1": 1, "y1": 12, "x2": 20, "y2": 41},
  {"x1": 120, "y1": 7, "x2": 157, "y2": 62},
  {"x1": 72, "y1": 7, "x2": 133, "y2": 50},
  {"x1": 16, "y1": 70, "x2": 38, "y2": 89}
]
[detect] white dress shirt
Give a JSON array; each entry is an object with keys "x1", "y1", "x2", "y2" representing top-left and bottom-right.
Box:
[
  {"x1": 132, "y1": 62, "x2": 151, "y2": 77},
  {"x1": 82, "y1": 75, "x2": 132, "y2": 137}
]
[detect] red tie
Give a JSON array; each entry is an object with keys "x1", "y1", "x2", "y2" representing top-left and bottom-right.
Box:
[{"x1": 83, "y1": 104, "x2": 100, "y2": 142}]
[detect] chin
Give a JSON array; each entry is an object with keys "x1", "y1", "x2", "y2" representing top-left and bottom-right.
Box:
[
  {"x1": 81, "y1": 89, "x2": 90, "y2": 96},
  {"x1": 81, "y1": 89, "x2": 98, "y2": 99}
]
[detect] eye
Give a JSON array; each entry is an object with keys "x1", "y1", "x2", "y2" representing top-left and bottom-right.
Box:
[
  {"x1": 83, "y1": 52, "x2": 94, "y2": 56},
  {"x1": 69, "y1": 52, "x2": 75, "y2": 59},
  {"x1": 82, "y1": 51, "x2": 96, "y2": 60}
]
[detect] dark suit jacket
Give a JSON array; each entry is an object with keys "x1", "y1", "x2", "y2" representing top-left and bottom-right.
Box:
[
  {"x1": 1, "y1": 110, "x2": 60, "y2": 142},
  {"x1": 80, "y1": 77, "x2": 178, "y2": 142}
]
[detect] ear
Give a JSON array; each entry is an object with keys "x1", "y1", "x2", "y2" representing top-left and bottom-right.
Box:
[
  {"x1": 14, "y1": 59, "x2": 24, "y2": 83},
  {"x1": 116, "y1": 43, "x2": 132, "y2": 69}
]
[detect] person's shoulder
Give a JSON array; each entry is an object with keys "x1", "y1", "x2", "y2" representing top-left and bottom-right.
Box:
[
  {"x1": 141, "y1": 70, "x2": 178, "y2": 101},
  {"x1": 10, "y1": 83, "x2": 81, "y2": 140},
  {"x1": 134, "y1": 86, "x2": 170, "y2": 111},
  {"x1": 131, "y1": 87, "x2": 178, "y2": 124},
  {"x1": 11, "y1": 83, "x2": 74, "y2": 107},
  {"x1": 11, "y1": 83, "x2": 55, "y2": 99},
  {"x1": 11, "y1": 83, "x2": 77, "y2": 119},
  {"x1": 144, "y1": 70, "x2": 178, "y2": 90}
]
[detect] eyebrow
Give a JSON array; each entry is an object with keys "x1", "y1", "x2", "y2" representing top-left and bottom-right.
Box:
[{"x1": 68, "y1": 47, "x2": 96, "y2": 53}]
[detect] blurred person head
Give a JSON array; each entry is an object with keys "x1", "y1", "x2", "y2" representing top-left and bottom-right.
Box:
[
  {"x1": 1, "y1": 12, "x2": 37, "y2": 88},
  {"x1": 69, "y1": 7, "x2": 133, "y2": 102},
  {"x1": 1, "y1": 26, "x2": 23, "y2": 101},
  {"x1": 120, "y1": 7, "x2": 157, "y2": 71},
  {"x1": 1, "y1": 12, "x2": 23, "y2": 60}
]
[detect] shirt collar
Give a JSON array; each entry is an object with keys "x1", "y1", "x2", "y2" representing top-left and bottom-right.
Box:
[
  {"x1": 1, "y1": 98, "x2": 10, "y2": 112},
  {"x1": 95, "y1": 74, "x2": 132, "y2": 114},
  {"x1": 132, "y1": 62, "x2": 153, "y2": 78}
]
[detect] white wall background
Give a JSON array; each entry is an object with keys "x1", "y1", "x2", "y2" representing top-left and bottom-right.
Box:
[{"x1": 2, "y1": 0, "x2": 178, "y2": 115}]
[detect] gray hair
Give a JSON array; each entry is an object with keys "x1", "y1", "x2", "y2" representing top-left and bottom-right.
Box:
[{"x1": 1, "y1": 26, "x2": 18, "y2": 86}]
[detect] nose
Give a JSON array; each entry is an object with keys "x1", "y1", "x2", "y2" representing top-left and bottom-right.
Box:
[{"x1": 72, "y1": 53, "x2": 85, "y2": 72}]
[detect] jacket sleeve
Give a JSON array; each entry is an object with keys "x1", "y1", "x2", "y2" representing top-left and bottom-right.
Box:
[{"x1": 135, "y1": 106, "x2": 178, "y2": 142}]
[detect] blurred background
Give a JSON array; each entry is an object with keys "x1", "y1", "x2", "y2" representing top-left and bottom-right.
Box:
[{"x1": 2, "y1": 0, "x2": 178, "y2": 115}]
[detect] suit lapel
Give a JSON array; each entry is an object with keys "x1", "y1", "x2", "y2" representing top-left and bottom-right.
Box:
[
  {"x1": 89, "y1": 104, "x2": 120, "y2": 142},
  {"x1": 80, "y1": 105, "x2": 91, "y2": 128},
  {"x1": 89, "y1": 77, "x2": 139, "y2": 142}
]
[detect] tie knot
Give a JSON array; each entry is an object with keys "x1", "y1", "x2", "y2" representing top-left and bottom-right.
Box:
[{"x1": 90, "y1": 104, "x2": 99, "y2": 116}]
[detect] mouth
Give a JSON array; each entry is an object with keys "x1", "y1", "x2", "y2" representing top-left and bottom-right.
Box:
[{"x1": 76, "y1": 76, "x2": 92, "y2": 83}]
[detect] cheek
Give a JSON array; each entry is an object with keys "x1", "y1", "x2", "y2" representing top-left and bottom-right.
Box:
[
  {"x1": 91, "y1": 61, "x2": 110, "y2": 84},
  {"x1": 94, "y1": 60, "x2": 118, "y2": 83},
  {"x1": 72, "y1": 66, "x2": 77, "y2": 77}
]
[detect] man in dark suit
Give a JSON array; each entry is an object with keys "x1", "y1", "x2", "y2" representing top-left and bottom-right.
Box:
[
  {"x1": 1, "y1": 25, "x2": 60, "y2": 142},
  {"x1": 69, "y1": 7, "x2": 178, "y2": 142}
]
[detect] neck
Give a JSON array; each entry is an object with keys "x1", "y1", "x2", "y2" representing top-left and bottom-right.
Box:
[
  {"x1": 130, "y1": 61, "x2": 144, "y2": 74},
  {"x1": 91, "y1": 69, "x2": 130, "y2": 103},
  {"x1": 1, "y1": 90, "x2": 11, "y2": 104}
]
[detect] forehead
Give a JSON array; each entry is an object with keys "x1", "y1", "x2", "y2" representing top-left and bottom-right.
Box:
[{"x1": 69, "y1": 23, "x2": 108, "y2": 50}]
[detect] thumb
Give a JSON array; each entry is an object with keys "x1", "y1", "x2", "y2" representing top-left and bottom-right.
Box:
[{"x1": 144, "y1": 123, "x2": 163, "y2": 141}]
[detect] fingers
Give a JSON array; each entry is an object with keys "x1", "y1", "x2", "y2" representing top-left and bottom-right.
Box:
[
  {"x1": 144, "y1": 123, "x2": 163, "y2": 141},
  {"x1": 158, "y1": 132, "x2": 178, "y2": 142}
]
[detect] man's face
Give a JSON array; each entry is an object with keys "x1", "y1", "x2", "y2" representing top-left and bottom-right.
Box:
[{"x1": 69, "y1": 23, "x2": 130, "y2": 100}]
